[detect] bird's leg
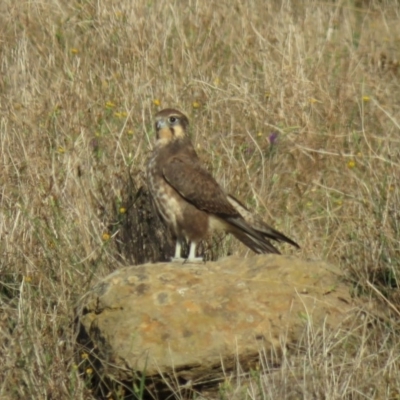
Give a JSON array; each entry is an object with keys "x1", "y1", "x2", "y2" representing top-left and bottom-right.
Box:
[
  {"x1": 185, "y1": 242, "x2": 204, "y2": 264},
  {"x1": 174, "y1": 239, "x2": 182, "y2": 258},
  {"x1": 170, "y1": 239, "x2": 186, "y2": 263}
]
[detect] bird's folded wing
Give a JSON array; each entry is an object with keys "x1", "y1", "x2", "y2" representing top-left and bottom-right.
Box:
[
  {"x1": 162, "y1": 155, "x2": 238, "y2": 216},
  {"x1": 227, "y1": 195, "x2": 300, "y2": 248}
]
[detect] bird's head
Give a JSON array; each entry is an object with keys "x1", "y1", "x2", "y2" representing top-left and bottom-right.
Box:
[{"x1": 154, "y1": 109, "x2": 189, "y2": 143}]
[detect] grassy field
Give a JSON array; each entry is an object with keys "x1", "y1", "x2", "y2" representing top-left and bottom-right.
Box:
[{"x1": 1, "y1": 0, "x2": 400, "y2": 398}]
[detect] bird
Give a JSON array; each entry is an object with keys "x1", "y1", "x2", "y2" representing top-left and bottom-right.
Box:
[{"x1": 146, "y1": 108, "x2": 299, "y2": 262}]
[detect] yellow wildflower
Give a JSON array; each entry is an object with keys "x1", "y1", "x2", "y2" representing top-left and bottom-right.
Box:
[
  {"x1": 81, "y1": 352, "x2": 89, "y2": 360},
  {"x1": 192, "y1": 101, "x2": 200, "y2": 109},
  {"x1": 70, "y1": 48, "x2": 79, "y2": 54},
  {"x1": 119, "y1": 207, "x2": 126, "y2": 214},
  {"x1": 362, "y1": 96, "x2": 370, "y2": 102},
  {"x1": 57, "y1": 147, "x2": 65, "y2": 154},
  {"x1": 115, "y1": 111, "x2": 127, "y2": 118},
  {"x1": 127, "y1": 130, "x2": 134, "y2": 135},
  {"x1": 86, "y1": 368, "x2": 93, "y2": 375},
  {"x1": 153, "y1": 99, "x2": 161, "y2": 106},
  {"x1": 105, "y1": 101, "x2": 116, "y2": 109},
  {"x1": 102, "y1": 232, "x2": 110, "y2": 241},
  {"x1": 347, "y1": 160, "x2": 356, "y2": 169}
]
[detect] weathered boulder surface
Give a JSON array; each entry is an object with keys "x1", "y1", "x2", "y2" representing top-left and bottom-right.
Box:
[{"x1": 77, "y1": 255, "x2": 358, "y2": 387}]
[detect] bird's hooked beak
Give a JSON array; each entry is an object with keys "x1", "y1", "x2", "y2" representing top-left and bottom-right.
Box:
[{"x1": 156, "y1": 119, "x2": 167, "y2": 130}]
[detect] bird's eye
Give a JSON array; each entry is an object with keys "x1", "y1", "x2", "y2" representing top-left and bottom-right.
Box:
[{"x1": 168, "y1": 116, "x2": 177, "y2": 124}]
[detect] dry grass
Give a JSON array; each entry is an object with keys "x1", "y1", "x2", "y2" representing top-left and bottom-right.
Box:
[{"x1": 1, "y1": 0, "x2": 400, "y2": 398}]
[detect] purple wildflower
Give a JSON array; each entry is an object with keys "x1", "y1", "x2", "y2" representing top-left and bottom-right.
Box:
[
  {"x1": 269, "y1": 132, "x2": 279, "y2": 145},
  {"x1": 90, "y1": 138, "x2": 99, "y2": 151}
]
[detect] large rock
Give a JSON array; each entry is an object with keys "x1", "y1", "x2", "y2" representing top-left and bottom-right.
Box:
[{"x1": 76, "y1": 255, "x2": 358, "y2": 391}]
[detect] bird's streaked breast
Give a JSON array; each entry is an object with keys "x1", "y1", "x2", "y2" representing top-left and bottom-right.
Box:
[{"x1": 147, "y1": 153, "x2": 182, "y2": 235}]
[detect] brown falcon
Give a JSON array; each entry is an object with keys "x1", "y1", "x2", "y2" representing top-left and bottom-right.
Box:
[{"x1": 146, "y1": 108, "x2": 299, "y2": 262}]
